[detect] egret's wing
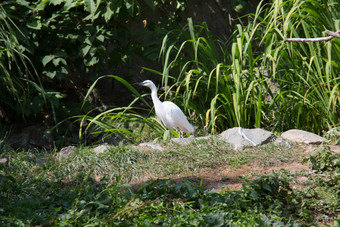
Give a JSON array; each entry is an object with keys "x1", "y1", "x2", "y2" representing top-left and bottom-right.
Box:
[{"x1": 163, "y1": 101, "x2": 195, "y2": 134}]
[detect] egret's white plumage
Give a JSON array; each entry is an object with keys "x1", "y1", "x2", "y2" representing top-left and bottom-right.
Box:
[{"x1": 136, "y1": 80, "x2": 195, "y2": 135}]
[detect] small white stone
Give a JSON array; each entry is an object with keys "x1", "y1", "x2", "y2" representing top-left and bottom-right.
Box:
[{"x1": 93, "y1": 144, "x2": 111, "y2": 154}]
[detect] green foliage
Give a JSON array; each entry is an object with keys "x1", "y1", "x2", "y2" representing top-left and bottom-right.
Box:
[
  {"x1": 2, "y1": 140, "x2": 340, "y2": 225},
  {"x1": 0, "y1": 0, "x2": 186, "y2": 122},
  {"x1": 301, "y1": 146, "x2": 340, "y2": 222}
]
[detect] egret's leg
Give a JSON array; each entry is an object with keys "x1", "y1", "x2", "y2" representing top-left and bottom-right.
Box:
[
  {"x1": 169, "y1": 129, "x2": 171, "y2": 139},
  {"x1": 175, "y1": 128, "x2": 183, "y2": 138}
]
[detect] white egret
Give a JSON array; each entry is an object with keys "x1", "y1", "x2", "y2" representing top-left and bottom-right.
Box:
[{"x1": 135, "y1": 80, "x2": 195, "y2": 138}]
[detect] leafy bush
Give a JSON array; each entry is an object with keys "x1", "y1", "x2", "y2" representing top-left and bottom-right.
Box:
[
  {"x1": 109, "y1": 173, "x2": 305, "y2": 226},
  {"x1": 0, "y1": 0, "x2": 186, "y2": 123},
  {"x1": 300, "y1": 146, "x2": 340, "y2": 222},
  {"x1": 305, "y1": 146, "x2": 340, "y2": 173}
]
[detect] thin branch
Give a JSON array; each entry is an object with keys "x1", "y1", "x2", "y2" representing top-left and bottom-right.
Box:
[
  {"x1": 285, "y1": 30, "x2": 340, "y2": 42},
  {"x1": 324, "y1": 30, "x2": 340, "y2": 38},
  {"x1": 285, "y1": 36, "x2": 333, "y2": 42}
]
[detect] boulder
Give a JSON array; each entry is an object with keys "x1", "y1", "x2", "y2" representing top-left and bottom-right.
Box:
[
  {"x1": 219, "y1": 127, "x2": 275, "y2": 150},
  {"x1": 281, "y1": 129, "x2": 325, "y2": 144}
]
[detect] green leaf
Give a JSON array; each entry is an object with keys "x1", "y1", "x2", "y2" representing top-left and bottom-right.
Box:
[
  {"x1": 42, "y1": 55, "x2": 54, "y2": 66},
  {"x1": 96, "y1": 34, "x2": 105, "y2": 42},
  {"x1": 125, "y1": 0, "x2": 135, "y2": 17},
  {"x1": 62, "y1": 0, "x2": 78, "y2": 11},
  {"x1": 87, "y1": 56, "x2": 99, "y2": 66},
  {"x1": 50, "y1": 0, "x2": 63, "y2": 5},
  {"x1": 27, "y1": 19, "x2": 42, "y2": 30},
  {"x1": 60, "y1": 66, "x2": 68, "y2": 74},
  {"x1": 81, "y1": 45, "x2": 91, "y2": 57},
  {"x1": 103, "y1": 1, "x2": 114, "y2": 22},
  {"x1": 84, "y1": 0, "x2": 100, "y2": 14},
  {"x1": 16, "y1": 0, "x2": 30, "y2": 6},
  {"x1": 231, "y1": 0, "x2": 248, "y2": 13},
  {"x1": 84, "y1": 0, "x2": 95, "y2": 13},
  {"x1": 52, "y1": 58, "x2": 61, "y2": 66},
  {"x1": 59, "y1": 58, "x2": 67, "y2": 66},
  {"x1": 103, "y1": 0, "x2": 124, "y2": 21},
  {"x1": 250, "y1": 189, "x2": 259, "y2": 201},
  {"x1": 44, "y1": 71, "x2": 57, "y2": 79},
  {"x1": 55, "y1": 92, "x2": 67, "y2": 99},
  {"x1": 262, "y1": 183, "x2": 272, "y2": 192}
]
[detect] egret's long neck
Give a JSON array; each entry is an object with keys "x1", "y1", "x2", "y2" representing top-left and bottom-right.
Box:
[{"x1": 149, "y1": 84, "x2": 162, "y2": 108}]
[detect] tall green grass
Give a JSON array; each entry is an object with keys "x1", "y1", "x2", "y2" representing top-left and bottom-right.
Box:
[
  {"x1": 0, "y1": 5, "x2": 40, "y2": 117},
  {"x1": 150, "y1": 17, "x2": 274, "y2": 134},
  {"x1": 0, "y1": 5, "x2": 62, "y2": 121},
  {"x1": 261, "y1": 0, "x2": 340, "y2": 133},
  {"x1": 148, "y1": 0, "x2": 339, "y2": 135}
]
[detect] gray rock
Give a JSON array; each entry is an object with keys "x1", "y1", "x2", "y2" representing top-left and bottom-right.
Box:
[
  {"x1": 219, "y1": 127, "x2": 275, "y2": 150},
  {"x1": 58, "y1": 146, "x2": 77, "y2": 160},
  {"x1": 281, "y1": 129, "x2": 325, "y2": 144},
  {"x1": 93, "y1": 144, "x2": 111, "y2": 154},
  {"x1": 138, "y1": 142, "x2": 164, "y2": 151},
  {"x1": 273, "y1": 137, "x2": 292, "y2": 148},
  {"x1": 171, "y1": 135, "x2": 195, "y2": 146}
]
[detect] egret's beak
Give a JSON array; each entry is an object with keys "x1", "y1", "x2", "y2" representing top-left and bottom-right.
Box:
[{"x1": 132, "y1": 82, "x2": 143, "y2": 86}]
